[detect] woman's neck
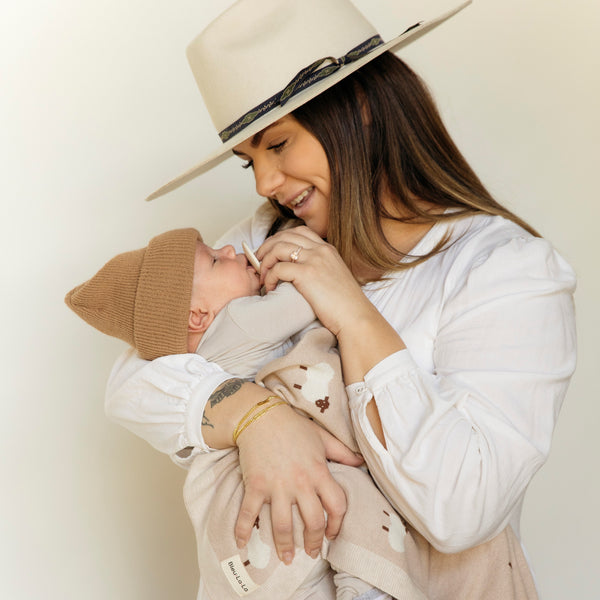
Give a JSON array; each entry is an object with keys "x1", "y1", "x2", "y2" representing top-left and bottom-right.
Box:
[
  {"x1": 351, "y1": 220, "x2": 435, "y2": 282},
  {"x1": 351, "y1": 193, "x2": 441, "y2": 282}
]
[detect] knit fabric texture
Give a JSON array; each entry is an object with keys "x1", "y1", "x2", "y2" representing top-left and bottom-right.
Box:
[{"x1": 65, "y1": 228, "x2": 201, "y2": 360}]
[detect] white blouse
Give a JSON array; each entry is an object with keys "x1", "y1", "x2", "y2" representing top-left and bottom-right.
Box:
[{"x1": 105, "y1": 204, "x2": 576, "y2": 552}]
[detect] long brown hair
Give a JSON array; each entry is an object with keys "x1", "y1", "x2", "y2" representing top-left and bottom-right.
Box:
[{"x1": 269, "y1": 52, "x2": 538, "y2": 279}]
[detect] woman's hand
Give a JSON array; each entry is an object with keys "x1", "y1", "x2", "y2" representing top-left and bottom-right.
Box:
[
  {"x1": 234, "y1": 402, "x2": 363, "y2": 564},
  {"x1": 257, "y1": 225, "x2": 406, "y2": 403},
  {"x1": 256, "y1": 227, "x2": 370, "y2": 337}
]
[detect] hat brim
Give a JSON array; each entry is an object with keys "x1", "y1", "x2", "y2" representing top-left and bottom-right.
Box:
[{"x1": 146, "y1": 0, "x2": 472, "y2": 201}]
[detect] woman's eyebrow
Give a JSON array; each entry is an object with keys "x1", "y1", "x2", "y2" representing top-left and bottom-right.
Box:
[{"x1": 232, "y1": 123, "x2": 280, "y2": 155}]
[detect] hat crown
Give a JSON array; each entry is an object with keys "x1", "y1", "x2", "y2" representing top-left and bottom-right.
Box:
[{"x1": 186, "y1": 0, "x2": 377, "y2": 134}]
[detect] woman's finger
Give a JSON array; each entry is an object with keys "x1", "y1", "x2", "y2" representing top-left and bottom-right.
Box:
[
  {"x1": 260, "y1": 259, "x2": 307, "y2": 292},
  {"x1": 314, "y1": 428, "x2": 359, "y2": 539},
  {"x1": 322, "y1": 481, "x2": 349, "y2": 541},
  {"x1": 234, "y1": 479, "x2": 268, "y2": 549},
  {"x1": 256, "y1": 225, "x2": 323, "y2": 258},
  {"x1": 295, "y1": 471, "x2": 330, "y2": 558},
  {"x1": 270, "y1": 491, "x2": 296, "y2": 565},
  {"x1": 259, "y1": 241, "x2": 313, "y2": 279},
  {"x1": 318, "y1": 427, "x2": 364, "y2": 467},
  {"x1": 234, "y1": 485, "x2": 269, "y2": 549}
]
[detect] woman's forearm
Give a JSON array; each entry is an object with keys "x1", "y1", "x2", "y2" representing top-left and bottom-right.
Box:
[
  {"x1": 337, "y1": 300, "x2": 406, "y2": 448},
  {"x1": 201, "y1": 379, "x2": 284, "y2": 449},
  {"x1": 337, "y1": 300, "x2": 405, "y2": 383}
]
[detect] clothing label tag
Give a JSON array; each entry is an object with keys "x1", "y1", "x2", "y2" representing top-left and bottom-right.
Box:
[{"x1": 220, "y1": 555, "x2": 259, "y2": 596}]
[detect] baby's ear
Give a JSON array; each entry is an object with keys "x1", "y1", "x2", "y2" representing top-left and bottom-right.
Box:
[{"x1": 188, "y1": 308, "x2": 215, "y2": 334}]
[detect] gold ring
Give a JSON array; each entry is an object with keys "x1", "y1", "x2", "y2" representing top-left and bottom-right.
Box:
[{"x1": 290, "y1": 246, "x2": 303, "y2": 262}]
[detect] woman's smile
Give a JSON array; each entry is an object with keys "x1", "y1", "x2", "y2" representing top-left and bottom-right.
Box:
[{"x1": 288, "y1": 186, "x2": 314, "y2": 209}]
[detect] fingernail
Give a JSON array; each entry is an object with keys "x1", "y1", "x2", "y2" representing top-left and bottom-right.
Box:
[
  {"x1": 282, "y1": 551, "x2": 293, "y2": 565},
  {"x1": 236, "y1": 538, "x2": 246, "y2": 549},
  {"x1": 309, "y1": 549, "x2": 320, "y2": 559}
]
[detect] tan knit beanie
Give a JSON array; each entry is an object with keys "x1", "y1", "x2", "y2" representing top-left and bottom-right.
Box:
[{"x1": 65, "y1": 228, "x2": 202, "y2": 360}]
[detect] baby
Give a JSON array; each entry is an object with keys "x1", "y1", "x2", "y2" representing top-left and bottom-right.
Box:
[{"x1": 65, "y1": 228, "x2": 426, "y2": 600}]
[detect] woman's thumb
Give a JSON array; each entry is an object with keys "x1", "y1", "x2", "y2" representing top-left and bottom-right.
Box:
[{"x1": 320, "y1": 429, "x2": 364, "y2": 466}]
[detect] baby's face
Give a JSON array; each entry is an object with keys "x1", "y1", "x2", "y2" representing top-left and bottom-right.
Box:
[{"x1": 191, "y1": 241, "x2": 261, "y2": 314}]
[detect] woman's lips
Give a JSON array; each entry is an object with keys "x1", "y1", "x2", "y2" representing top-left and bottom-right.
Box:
[{"x1": 289, "y1": 186, "x2": 314, "y2": 216}]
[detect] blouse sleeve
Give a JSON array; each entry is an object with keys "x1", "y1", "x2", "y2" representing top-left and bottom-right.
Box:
[
  {"x1": 347, "y1": 236, "x2": 577, "y2": 552},
  {"x1": 104, "y1": 202, "x2": 275, "y2": 466},
  {"x1": 105, "y1": 348, "x2": 234, "y2": 466}
]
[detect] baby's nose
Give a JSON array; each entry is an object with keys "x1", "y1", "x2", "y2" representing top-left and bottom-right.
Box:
[{"x1": 218, "y1": 245, "x2": 236, "y2": 259}]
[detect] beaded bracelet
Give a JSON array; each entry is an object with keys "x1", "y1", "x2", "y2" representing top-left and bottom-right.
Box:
[{"x1": 232, "y1": 395, "x2": 287, "y2": 444}]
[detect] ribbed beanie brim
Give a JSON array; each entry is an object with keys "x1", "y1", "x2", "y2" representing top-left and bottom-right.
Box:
[{"x1": 65, "y1": 228, "x2": 202, "y2": 360}]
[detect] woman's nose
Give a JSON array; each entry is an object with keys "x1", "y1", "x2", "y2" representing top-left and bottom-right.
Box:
[{"x1": 253, "y1": 158, "x2": 285, "y2": 199}]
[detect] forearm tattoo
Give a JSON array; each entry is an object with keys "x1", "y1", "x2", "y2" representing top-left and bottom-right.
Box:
[
  {"x1": 208, "y1": 378, "x2": 244, "y2": 408},
  {"x1": 202, "y1": 378, "x2": 251, "y2": 430}
]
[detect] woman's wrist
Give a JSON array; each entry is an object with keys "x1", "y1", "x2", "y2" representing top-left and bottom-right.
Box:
[
  {"x1": 232, "y1": 395, "x2": 287, "y2": 445},
  {"x1": 337, "y1": 303, "x2": 406, "y2": 383},
  {"x1": 202, "y1": 380, "x2": 283, "y2": 449}
]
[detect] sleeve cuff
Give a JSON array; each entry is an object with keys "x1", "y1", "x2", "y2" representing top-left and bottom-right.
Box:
[
  {"x1": 364, "y1": 348, "x2": 416, "y2": 386},
  {"x1": 346, "y1": 349, "x2": 421, "y2": 455},
  {"x1": 182, "y1": 358, "x2": 238, "y2": 453},
  {"x1": 346, "y1": 349, "x2": 415, "y2": 407}
]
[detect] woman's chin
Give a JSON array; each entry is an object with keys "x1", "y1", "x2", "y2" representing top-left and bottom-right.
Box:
[{"x1": 303, "y1": 218, "x2": 328, "y2": 239}]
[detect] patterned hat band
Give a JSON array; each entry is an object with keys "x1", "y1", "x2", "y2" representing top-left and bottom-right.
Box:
[{"x1": 218, "y1": 33, "x2": 387, "y2": 143}]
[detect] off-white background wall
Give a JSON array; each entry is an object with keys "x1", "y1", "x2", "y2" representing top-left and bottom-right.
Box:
[{"x1": 1, "y1": 1, "x2": 597, "y2": 598}]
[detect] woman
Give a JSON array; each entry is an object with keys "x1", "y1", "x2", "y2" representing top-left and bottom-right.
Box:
[{"x1": 106, "y1": 0, "x2": 576, "y2": 597}]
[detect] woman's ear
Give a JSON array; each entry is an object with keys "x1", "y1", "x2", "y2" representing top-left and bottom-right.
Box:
[{"x1": 188, "y1": 307, "x2": 214, "y2": 335}]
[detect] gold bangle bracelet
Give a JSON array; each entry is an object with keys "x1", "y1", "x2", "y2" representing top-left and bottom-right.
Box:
[
  {"x1": 232, "y1": 396, "x2": 286, "y2": 445},
  {"x1": 231, "y1": 395, "x2": 278, "y2": 442}
]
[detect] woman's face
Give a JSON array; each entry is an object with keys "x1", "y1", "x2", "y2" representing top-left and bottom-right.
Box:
[{"x1": 232, "y1": 116, "x2": 331, "y2": 238}]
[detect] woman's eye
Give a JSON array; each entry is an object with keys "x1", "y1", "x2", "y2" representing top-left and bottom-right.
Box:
[
  {"x1": 241, "y1": 160, "x2": 253, "y2": 170},
  {"x1": 268, "y1": 140, "x2": 286, "y2": 153}
]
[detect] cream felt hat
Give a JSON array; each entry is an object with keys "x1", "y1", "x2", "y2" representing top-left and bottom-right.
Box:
[{"x1": 147, "y1": 0, "x2": 472, "y2": 201}]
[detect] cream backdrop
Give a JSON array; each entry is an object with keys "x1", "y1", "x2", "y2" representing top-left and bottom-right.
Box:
[{"x1": 1, "y1": 0, "x2": 597, "y2": 598}]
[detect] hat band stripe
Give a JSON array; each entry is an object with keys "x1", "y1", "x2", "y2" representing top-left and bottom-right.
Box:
[{"x1": 218, "y1": 34, "x2": 385, "y2": 143}]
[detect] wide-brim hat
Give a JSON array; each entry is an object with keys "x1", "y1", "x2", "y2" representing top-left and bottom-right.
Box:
[{"x1": 147, "y1": 0, "x2": 472, "y2": 201}]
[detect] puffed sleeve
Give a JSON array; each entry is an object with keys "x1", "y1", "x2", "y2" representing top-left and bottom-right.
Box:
[
  {"x1": 104, "y1": 202, "x2": 275, "y2": 465},
  {"x1": 347, "y1": 236, "x2": 576, "y2": 551}
]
